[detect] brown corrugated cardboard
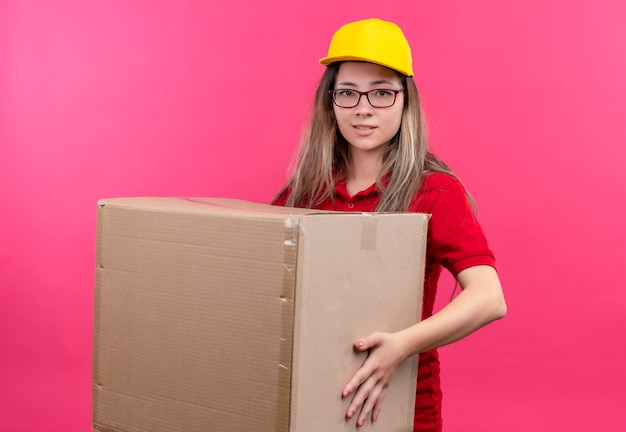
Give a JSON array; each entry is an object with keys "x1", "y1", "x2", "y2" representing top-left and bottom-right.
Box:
[{"x1": 93, "y1": 197, "x2": 429, "y2": 432}]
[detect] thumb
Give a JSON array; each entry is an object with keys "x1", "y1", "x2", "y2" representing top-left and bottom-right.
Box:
[{"x1": 354, "y1": 333, "x2": 383, "y2": 351}]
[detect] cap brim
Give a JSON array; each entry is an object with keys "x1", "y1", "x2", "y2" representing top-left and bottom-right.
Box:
[{"x1": 318, "y1": 55, "x2": 413, "y2": 77}]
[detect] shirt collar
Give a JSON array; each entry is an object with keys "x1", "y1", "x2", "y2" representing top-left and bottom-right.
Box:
[{"x1": 334, "y1": 176, "x2": 382, "y2": 200}]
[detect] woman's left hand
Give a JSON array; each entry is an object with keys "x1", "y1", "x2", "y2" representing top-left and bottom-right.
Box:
[
  {"x1": 341, "y1": 265, "x2": 507, "y2": 427},
  {"x1": 342, "y1": 331, "x2": 409, "y2": 427}
]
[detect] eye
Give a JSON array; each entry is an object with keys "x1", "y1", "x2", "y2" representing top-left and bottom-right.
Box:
[
  {"x1": 374, "y1": 90, "x2": 393, "y2": 97},
  {"x1": 337, "y1": 90, "x2": 355, "y2": 97}
]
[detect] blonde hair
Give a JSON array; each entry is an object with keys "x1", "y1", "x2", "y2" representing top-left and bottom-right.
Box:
[{"x1": 274, "y1": 62, "x2": 469, "y2": 212}]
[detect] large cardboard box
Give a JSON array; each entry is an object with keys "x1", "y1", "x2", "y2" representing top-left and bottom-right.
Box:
[{"x1": 93, "y1": 197, "x2": 429, "y2": 432}]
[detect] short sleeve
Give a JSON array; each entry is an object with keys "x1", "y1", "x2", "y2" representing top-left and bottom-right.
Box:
[{"x1": 410, "y1": 173, "x2": 495, "y2": 275}]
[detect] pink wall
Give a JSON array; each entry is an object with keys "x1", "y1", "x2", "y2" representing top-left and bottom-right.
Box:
[{"x1": 1, "y1": 1, "x2": 625, "y2": 430}]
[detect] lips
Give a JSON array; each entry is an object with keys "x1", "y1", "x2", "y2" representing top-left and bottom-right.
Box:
[{"x1": 352, "y1": 124, "x2": 376, "y2": 137}]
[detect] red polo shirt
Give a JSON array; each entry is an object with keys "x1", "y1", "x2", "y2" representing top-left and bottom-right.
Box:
[{"x1": 274, "y1": 172, "x2": 495, "y2": 432}]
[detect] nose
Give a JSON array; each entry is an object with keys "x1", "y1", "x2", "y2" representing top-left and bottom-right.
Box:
[{"x1": 354, "y1": 93, "x2": 373, "y2": 116}]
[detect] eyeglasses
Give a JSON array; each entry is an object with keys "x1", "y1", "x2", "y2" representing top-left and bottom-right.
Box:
[{"x1": 329, "y1": 88, "x2": 403, "y2": 108}]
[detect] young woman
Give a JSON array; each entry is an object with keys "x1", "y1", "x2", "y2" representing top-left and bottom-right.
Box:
[{"x1": 273, "y1": 18, "x2": 507, "y2": 432}]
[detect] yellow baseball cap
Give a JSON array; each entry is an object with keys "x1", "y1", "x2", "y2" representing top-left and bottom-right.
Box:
[{"x1": 319, "y1": 18, "x2": 414, "y2": 77}]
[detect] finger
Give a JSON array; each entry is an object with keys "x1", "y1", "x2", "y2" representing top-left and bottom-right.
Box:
[
  {"x1": 372, "y1": 386, "x2": 389, "y2": 422},
  {"x1": 354, "y1": 332, "x2": 383, "y2": 351},
  {"x1": 356, "y1": 383, "x2": 383, "y2": 427},
  {"x1": 342, "y1": 361, "x2": 375, "y2": 398},
  {"x1": 346, "y1": 378, "x2": 376, "y2": 420}
]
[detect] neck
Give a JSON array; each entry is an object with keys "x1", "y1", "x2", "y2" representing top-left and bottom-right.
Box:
[{"x1": 346, "y1": 148, "x2": 384, "y2": 196}]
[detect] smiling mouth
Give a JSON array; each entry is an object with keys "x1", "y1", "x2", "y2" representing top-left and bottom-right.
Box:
[{"x1": 354, "y1": 125, "x2": 375, "y2": 130}]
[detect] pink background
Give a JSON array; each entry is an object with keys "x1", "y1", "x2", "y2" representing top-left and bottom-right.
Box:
[{"x1": 1, "y1": 1, "x2": 625, "y2": 430}]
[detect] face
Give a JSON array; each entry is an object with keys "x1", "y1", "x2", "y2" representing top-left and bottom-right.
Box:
[{"x1": 332, "y1": 61, "x2": 404, "y2": 157}]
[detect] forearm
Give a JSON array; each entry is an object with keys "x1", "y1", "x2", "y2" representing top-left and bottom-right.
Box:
[
  {"x1": 400, "y1": 265, "x2": 507, "y2": 358},
  {"x1": 341, "y1": 266, "x2": 507, "y2": 426}
]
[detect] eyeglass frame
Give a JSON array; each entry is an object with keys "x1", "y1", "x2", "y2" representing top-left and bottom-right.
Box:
[{"x1": 328, "y1": 88, "x2": 404, "y2": 108}]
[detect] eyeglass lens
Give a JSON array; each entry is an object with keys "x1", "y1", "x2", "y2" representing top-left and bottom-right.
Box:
[{"x1": 332, "y1": 89, "x2": 398, "y2": 108}]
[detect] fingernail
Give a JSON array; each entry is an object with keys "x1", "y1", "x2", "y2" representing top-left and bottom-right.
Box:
[
  {"x1": 342, "y1": 389, "x2": 349, "y2": 398},
  {"x1": 346, "y1": 411, "x2": 354, "y2": 419},
  {"x1": 357, "y1": 341, "x2": 364, "y2": 348}
]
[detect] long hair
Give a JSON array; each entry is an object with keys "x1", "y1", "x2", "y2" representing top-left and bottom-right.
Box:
[{"x1": 274, "y1": 62, "x2": 470, "y2": 212}]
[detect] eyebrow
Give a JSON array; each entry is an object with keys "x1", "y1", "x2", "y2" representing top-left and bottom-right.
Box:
[{"x1": 335, "y1": 79, "x2": 398, "y2": 87}]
